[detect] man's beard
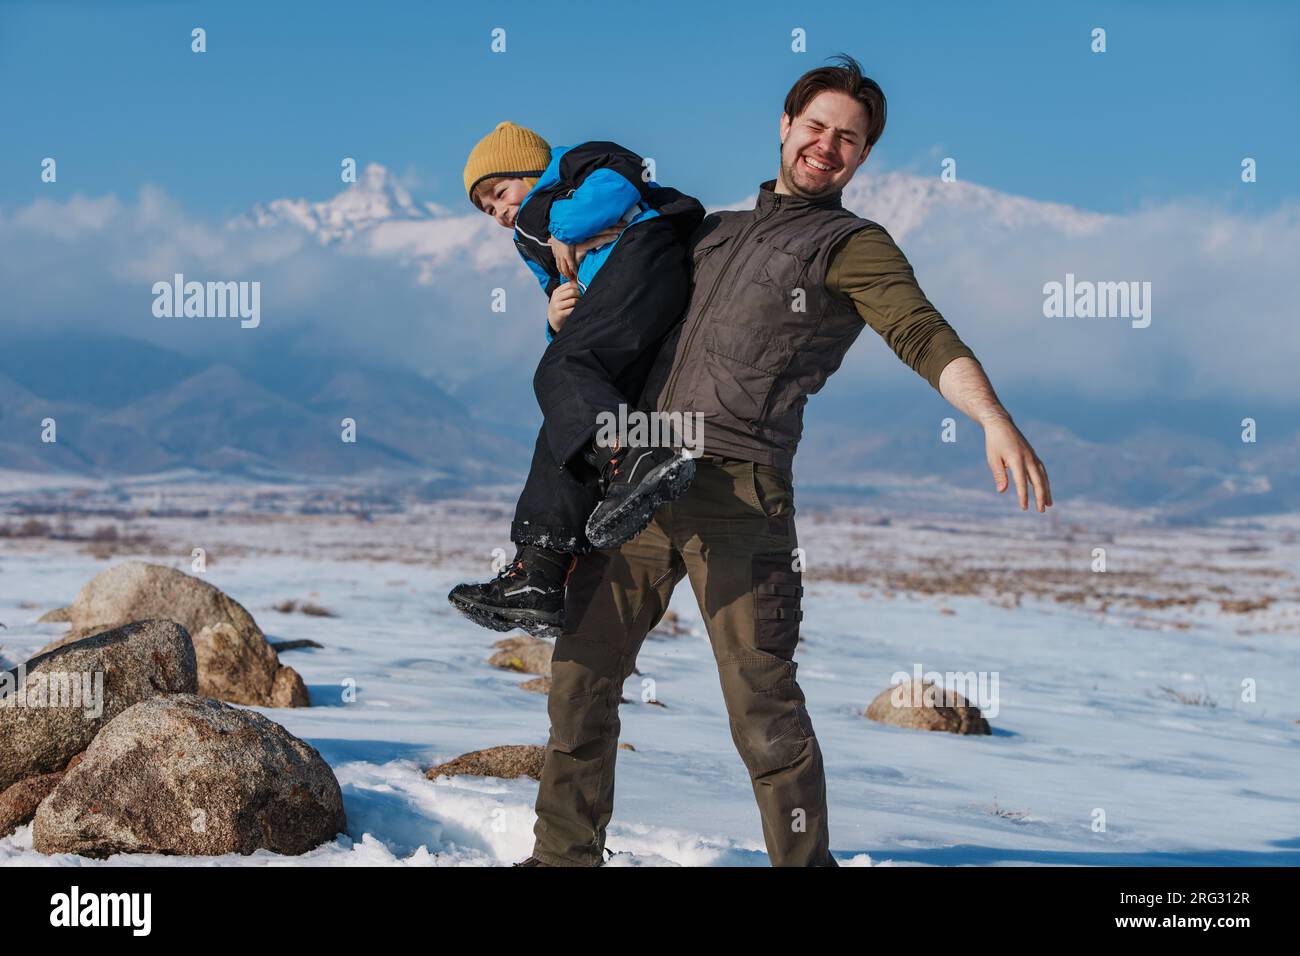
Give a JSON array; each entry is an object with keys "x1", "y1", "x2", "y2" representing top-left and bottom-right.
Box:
[{"x1": 778, "y1": 153, "x2": 839, "y2": 199}]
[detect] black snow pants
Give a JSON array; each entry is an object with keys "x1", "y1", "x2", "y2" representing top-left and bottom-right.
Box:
[{"x1": 511, "y1": 213, "x2": 697, "y2": 553}]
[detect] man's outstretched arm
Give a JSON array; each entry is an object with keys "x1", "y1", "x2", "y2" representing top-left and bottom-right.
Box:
[
  {"x1": 937, "y1": 356, "x2": 1052, "y2": 513},
  {"x1": 826, "y1": 225, "x2": 1052, "y2": 513}
]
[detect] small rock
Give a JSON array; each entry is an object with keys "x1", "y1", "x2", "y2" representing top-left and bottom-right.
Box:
[
  {"x1": 270, "y1": 665, "x2": 310, "y2": 708},
  {"x1": 0, "y1": 752, "x2": 83, "y2": 838},
  {"x1": 0, "y1": 772, "x2": 63, "y2": 838},
  {"x1": 489, "y1": 636, "x2": 552, "y2": 677},
  {"x1": 268, "y1": 639, "x2": 324, "y2": 652},
  {"x1": 519, "y1": 676, "x2": 551, "y2": 695},
  {"x1": 864, "y1": 679, "x2": 991, "y2": 735},
  {"x1": 426, "y1": 744, "x2": 545, "y2": 781}
]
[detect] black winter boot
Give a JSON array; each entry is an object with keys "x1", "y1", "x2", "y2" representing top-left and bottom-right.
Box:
[
  {"x1": 584, "y1": 438, "x2": 696, "y2": 549},
  {"x1": 447, "y1": 545, "x2": 573, "y2": 639}
]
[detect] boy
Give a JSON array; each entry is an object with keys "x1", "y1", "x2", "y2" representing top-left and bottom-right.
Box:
[{"x1": 448, "y1": 121, "x2": 705, "y2": 637}]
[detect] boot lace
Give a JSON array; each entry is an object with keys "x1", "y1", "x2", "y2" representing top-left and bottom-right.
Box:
[{"x1": 596, "y1": 440, "x2": 622, "y2": 494}]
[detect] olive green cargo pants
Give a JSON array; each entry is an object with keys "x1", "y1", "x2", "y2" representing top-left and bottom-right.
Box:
[{"x1": 530, "y1": 455, "x2": 835, "y2": 866}]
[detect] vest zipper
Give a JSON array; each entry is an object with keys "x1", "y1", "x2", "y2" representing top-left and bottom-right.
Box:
[{"x1": 661, "y1": 199, "x2": 779, "y2": 413}]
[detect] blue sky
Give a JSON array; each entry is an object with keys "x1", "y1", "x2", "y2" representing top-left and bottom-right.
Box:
[
  {"x1": 1, "y1": 0, "x2": 1296, "y2": 447},
  {"x1": 3, "y1": 0, "x2": 1297, "y2": 218}
]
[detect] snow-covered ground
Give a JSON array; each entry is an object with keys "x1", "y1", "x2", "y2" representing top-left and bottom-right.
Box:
[{"x1": 2, "y1": 500, "x2": 1298, "y2": 867}]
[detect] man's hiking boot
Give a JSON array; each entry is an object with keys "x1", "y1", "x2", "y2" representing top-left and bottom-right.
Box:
[
  {"x1": 584, "y1": 439, "x2": 696, "y2": 549},
  {"x1": 447, "y1": 545, "x2": 574, "y2": 639}
]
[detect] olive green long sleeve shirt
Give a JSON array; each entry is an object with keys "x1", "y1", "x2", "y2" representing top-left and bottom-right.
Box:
[{"x1": 825, "y1": 225, "x2": 979, "y2": 391}]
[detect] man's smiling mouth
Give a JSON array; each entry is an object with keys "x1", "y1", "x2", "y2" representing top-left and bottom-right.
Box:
[{"x1": 801, "y1": 154, "x2": 836, "y2": 173}]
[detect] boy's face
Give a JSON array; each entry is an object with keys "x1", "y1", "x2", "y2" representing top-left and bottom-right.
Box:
[
  {"x1": 777, "y1": 89, "x2": 872, "y2": 198},
  {"x1": 475, "y1": 178, "x2": 532, "y2": 229}
]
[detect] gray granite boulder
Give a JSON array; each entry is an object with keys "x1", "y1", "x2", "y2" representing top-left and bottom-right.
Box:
[
  {"x1": 0, "y1": 620, "x2": 197, "y2": 790},
  {"x1": 33, "y1": 694, "x2": 345, "y2": 858},
  {"x1": 48, "y1": 562, "x2": 305, "y2": 708}
]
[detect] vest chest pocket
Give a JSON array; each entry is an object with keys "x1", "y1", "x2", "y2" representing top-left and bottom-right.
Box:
[
  {"x1": 691, "y1": 231, "x2": 731, "y2": 270},
  {"x1": 755, "y1": 238, "x2": 817, "y2": 294}
]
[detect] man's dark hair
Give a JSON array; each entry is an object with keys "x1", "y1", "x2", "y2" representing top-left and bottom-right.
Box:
[{"x1": 782, "y1": 53, "x2": 887, "y2": 149}]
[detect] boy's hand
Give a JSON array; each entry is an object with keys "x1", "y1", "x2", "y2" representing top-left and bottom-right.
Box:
[
  {"x1": 549, "y1": 227, "x2": 624, "y2": 281},
  {"x1": 549, "y1": 237, "x2": 579, "y2": 281},
  {"x1": 547, "y1": 283, "x2": 582, "y2": 334}
]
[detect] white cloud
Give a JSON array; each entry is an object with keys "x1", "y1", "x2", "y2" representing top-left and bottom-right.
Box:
[
  {"x1": 12, "y1": 193, "x2": 123, "y2": 239},
  {"x1": 1, "y1": 164, "x2": 1294, "y2": 406}
]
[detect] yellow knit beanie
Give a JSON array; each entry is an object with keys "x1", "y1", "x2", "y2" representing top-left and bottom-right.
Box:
[{"x1": 463, "y1": 121, "x2": 551, "y2": 209}]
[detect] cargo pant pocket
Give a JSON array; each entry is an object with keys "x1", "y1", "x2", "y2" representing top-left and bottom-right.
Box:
[{"x1": 752, "y1": 552, "x2": 803, "y2": 658}]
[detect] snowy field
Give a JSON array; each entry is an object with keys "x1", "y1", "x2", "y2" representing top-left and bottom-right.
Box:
[{"x1": 2, "y1": 490, "x2": 1298, "y2": 867}]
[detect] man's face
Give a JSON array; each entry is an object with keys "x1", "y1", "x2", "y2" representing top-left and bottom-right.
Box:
[
  {"x1": 475, "y1": 178, "x2": 532, "y2": 229},
  {"x1": 777, "y1": 90, "x2": 873, "y2": 198}
]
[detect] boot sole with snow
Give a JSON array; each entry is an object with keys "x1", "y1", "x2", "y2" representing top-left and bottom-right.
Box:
[
  {"x1": 585, "y1": 453, "x2": 697, "y2": 550},
  {"x1": 447, "y1": 592, "x2": 564, "y2": 640}
]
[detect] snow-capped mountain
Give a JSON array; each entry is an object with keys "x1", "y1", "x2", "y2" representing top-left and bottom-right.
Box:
[
  {"x1": 235, "y1": 162, "x2": 1108, "y2": 267},
  {"x1": 229, "y1": 162, "x2": 1112, "y2": 288},
  {"x1": 711, "y1": 171, "x2": 1110, "y2": 243},
  {"x1": 232, "y1": 163, "x2": 511, "y2": 282},
  {"x1": 839, "y1": 171, "x2": 1110, "y2": 242},
  {"x1": 237, "y1": 163, "x2": 448, "y2": 242}
]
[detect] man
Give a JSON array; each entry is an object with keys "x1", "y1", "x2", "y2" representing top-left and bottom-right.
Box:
[{"x1": 517, "y1": 54, "x2": 1052, "y2": 868}]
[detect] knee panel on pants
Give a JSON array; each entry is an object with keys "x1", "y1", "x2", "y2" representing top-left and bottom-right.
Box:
[
  {"x1": 547, "y1": 683, "x2": 618, "y2": 755},
  {"x1": 719, "y1": 656, "x2": 815, "y2": 779},
  {"x1": 545, "y1": 651, "x2": 622, "y2": 755}
]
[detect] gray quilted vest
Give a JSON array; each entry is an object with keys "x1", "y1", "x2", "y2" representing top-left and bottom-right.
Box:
[{"x1": 640, "y1": 179, "x2": 874, "y2": 469}]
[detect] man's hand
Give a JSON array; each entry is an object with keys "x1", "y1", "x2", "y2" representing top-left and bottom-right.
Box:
[
  {"x1": 547, "y1": 283, "x2": 582, "y2": 334},
  {"x1": 549, "y1": 227, "x2": 624, "y2": 281},
  {"x1": 936, "y1": 357, "x2": 1053, "y2": 513},
  {"x1": 983, "y1": 413, "x2": 1052, "y2": 512}
]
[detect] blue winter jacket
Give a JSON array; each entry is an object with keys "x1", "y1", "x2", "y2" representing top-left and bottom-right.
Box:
[{"x1": 511, "y1": 141, "x2": 699, "y2": 341}]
